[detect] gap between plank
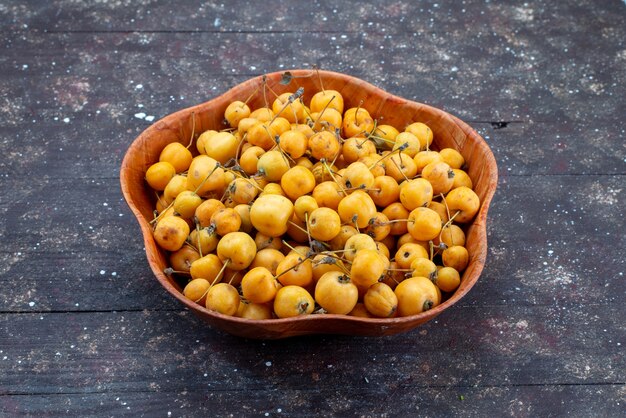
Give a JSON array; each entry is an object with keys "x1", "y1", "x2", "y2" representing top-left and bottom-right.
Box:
[{"x1": 1, "y1": 381, "x2": 624, "y2": 397}]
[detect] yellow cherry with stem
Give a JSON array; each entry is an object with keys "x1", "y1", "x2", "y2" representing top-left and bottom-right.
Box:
[
  {"x1": 250, "y1": 248, "x2": 285, "y2": 276},
  {"x1": 145, "y1": 161, "x2": 176, "y2": 191},
  {"x1": 444, "y1": 186, "x2": 480, "y2": 223},
  {"x1": 337, "y1": 190, "x2": 377, "y2": 230},
  {"x1": 189, "y1": 226, "x2": 219, "y2": 257},
  {"x1": 442, "y1": 245, "x2": 469, "y2": 272},
  {"x1": 310, "y1": 89, "x2": 344, "y2": 114},
  {"x1": 342, "y1": 104, "x2": 375, "y2": 138},
  {"x1": 153, "y1": 215, "x2": 189, "y2": 252},
  {"x1": 364, "y1": 282, "x2": 398, "y2": 318},
  {"x1": 307, "y1": 207, "x2": 342, "y2": 242},
  {"x1": 216, "y1": 232, "x2": 256, "y2": 271},
  {"x1": 280, "y1": 165, "x2": 316, "y2": 201},
  {"x1": 349, "y1": 248, "x2": 390, "y2": 293},
  {"x1": 250, "y1": 193, "x2": 294, "y2": 238},
  {"x1": 370, "y1": 124, "x2": 400, "y2": 149},
  {"x1": 186, "y1": 155, "x2": 224, "y2": 196},
  {"x1": 343, "y1": 233, "x2": 378, "y2": 262},
  {"x1": 173, "y1": 190, "x2": 203, "y2": 219},
  {"x1": 341, "y1": 161, "x2": 375, "y2": 191},
  {"x1": 407, "y1": 207, "x2": 442, "y2": 241},
  {"x1": 392, "y1": 132, "x2": 421, "y2": 158},
  {"x1": 256, "y1": 149, "x2": 290, "y2": 182},
  {"x1": 210, "y1": 207, "x2": 242, "y2": 236},
  {"x1": 224, "y1": 100, "x2": 251, "y2": 128},
  {"x1": 271, "y1": 88, "x2": 305, "y2": 124},
  {"x1": 203, "y1": 131, "x2": 240, "y2": 165},
  {"x1": 404, "y1": 122, "x2": 433, "y2": 151},
  {"x1": 314, "y1": 271, "x2": 359, "y2": 315},
  {"x1": 169, "y1": 245, "x2": 200, "y2": 273},
  {"x1": 422, "y1": 161, "x2": 455, "y2": 195},
  {"x1": 206, "y1": 282, "x2": 240, "y2": 316},
  {"x1": 435, "y1": 266, "x2": 461, "y2": 293},
  {"x1": 342, "y1": 137, "x2": 377, "y2": 164},
  {"x1": 196, "y1": 129, "x2": 218, "y2": 155},
  {"x1": 183, "y1": 278, "x2": 211, "y2": 305},
  {"x1": 273, "y1": 285, "x2": 315, "y2": 318},
  {"x1": 399, "y1": 178, "x2": 434, "y2": 211},
  {"x1": 294, "y1": 195, "x2": 319, "y2": 222},
  {"x1": 241, "y1": 267, "x2": 280, "y2": 304},
  {"x1": 189, "y1": 253, "x2": 224, "y2": 282},
  {"x1": 410, "y1": 257, "x2": 438, "y2": 281},
  {"x1": 395, "y1": 276, "x2": 440, "y2": 316},
  {"x1": 275, "y1": 250, "x2": 313, "y2": 287},
  {"x1": 159, "y1": 142, "x2": 193, "y2": 173}
]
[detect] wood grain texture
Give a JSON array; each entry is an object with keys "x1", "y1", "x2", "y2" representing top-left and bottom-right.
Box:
[{"x1": 1, "y1": 0, "x2": 625, "y2": 415}]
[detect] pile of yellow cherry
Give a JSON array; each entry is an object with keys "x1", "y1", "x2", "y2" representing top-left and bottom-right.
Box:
[{"x1": 145, "y1": 85, "x2": 480, "y2": 320}]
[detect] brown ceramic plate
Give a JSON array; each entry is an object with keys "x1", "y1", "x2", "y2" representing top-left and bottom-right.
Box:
[{"x1": 120, "y1": 69, "x2": 498, "y2": 339}]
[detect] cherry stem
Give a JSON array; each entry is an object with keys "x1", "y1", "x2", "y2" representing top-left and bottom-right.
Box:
[
  {"x1": 227, "y1": 271, "x2": 238, "y2": 285},
  {"x1": 321, "y1": 158, "x2": 347, "y2": 195},
  {"x1": 368, "y1": 148, "x2": 396, "y2": 170},
  {"x1": 234, "y1": 132, "x2": 248, "y2": 163},
  {"x1": 262, "y1": 76, "x2": 269, "y2": 108},
  {"x1": 314, "y1": 253, "x2": 352, "y2": 274},
  {"x1": 192, "y1": 163, "x2": 221, "y2": 195},
  {"x1": 281, "y1": 240, "x2": 305, "y2": 257},
  {"x1": 440, "y1": 192, "x2": 452, "y2": 221},
  {"x1": 367, "y1": 133, "x2": 396, "y2": 146},
  {"x1": 320, "y1": 248, "x2": 351, "y2": 254},
  {"x1": 316, "y1": 67, "x2": 325, "y2": 93},
  {"x1": 357, "y1": 136, "x2": 372, "y2": 148},
  {"x1": 271, "y1": 136, "x2": 297, "y2": 166},
  {"x1": 382, "y1": 219, "x2": 408, "y2": 226},
  {"x1": 317, "y1": 94, "x2": 336, "y2": 122},
  {"x1": 186, "y1": 112, "x2": 196, "y2": 149},
  {"x1": 273, "y1": 255, "x2": 308, "y2": 281},
  {"x1": 386, "y1": 273, "x2": 401, "y2": 285},
  {"x1": 287, "y1": 220, "x2": 309, "y2": 236},
  {"x1": 270, "y1": 87, "x2": 304, "y2": 124},
  {"x1": 244, "y1": 84, "x2": 261, "y2": 105},
  {"x1": 208, "y1": 259, "x2": 231, "y2": 290},
  {"x1": 355, "y1": 100, "x2": 363, "y2": 119},
  {"x1": 260, "y1": 123, "x2": 277, "y2": 148},
  {"x1": 301, "y1": 100, "x2": 315, "y2": 124},
  {"x1": 329, "y1": 138, "x2": 343, "y2": 167},
  {"x1": 437, "y1": 211, "x2": 461, "y2": 246},
  {"x1": 390, "y1": 155, "x2": 410, "y2": 182},
  {"x1": 195, "y1": 222, "x2": 203, "y2": 258},
  {"x1": 265, "y1": 80, "x2": 280, "y2": 100},
  {"x1": 150, "y1": 197, "x2": 177, "y2": 226},
  {"x1": 304, "y1": 212, "x2": 313, "y2": 248}
]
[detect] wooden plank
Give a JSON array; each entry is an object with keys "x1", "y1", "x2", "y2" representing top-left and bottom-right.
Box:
[
  {"x1": 2, "y1": 28, "x2": 624, "y2": 123},
  {"x1": 0, "y1": 174, "x2": 623, "y2": 312},
  {"x1": 1, "y1": 384, "x2": 625, "y2": 417},
  {"x1": 3, "y1": 0, "x2": 625, "y2": 36},
  {"x1": 1, "y1": 30, "x2": 624, "y2": 179},
  {"x1": 0, "y1": 308, "x2": 623, "y2": 395}
]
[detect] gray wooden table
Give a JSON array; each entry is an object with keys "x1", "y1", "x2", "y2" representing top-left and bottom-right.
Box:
[{"x1": 1, "y1": 1, "x2": 624, "y2": 416}]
